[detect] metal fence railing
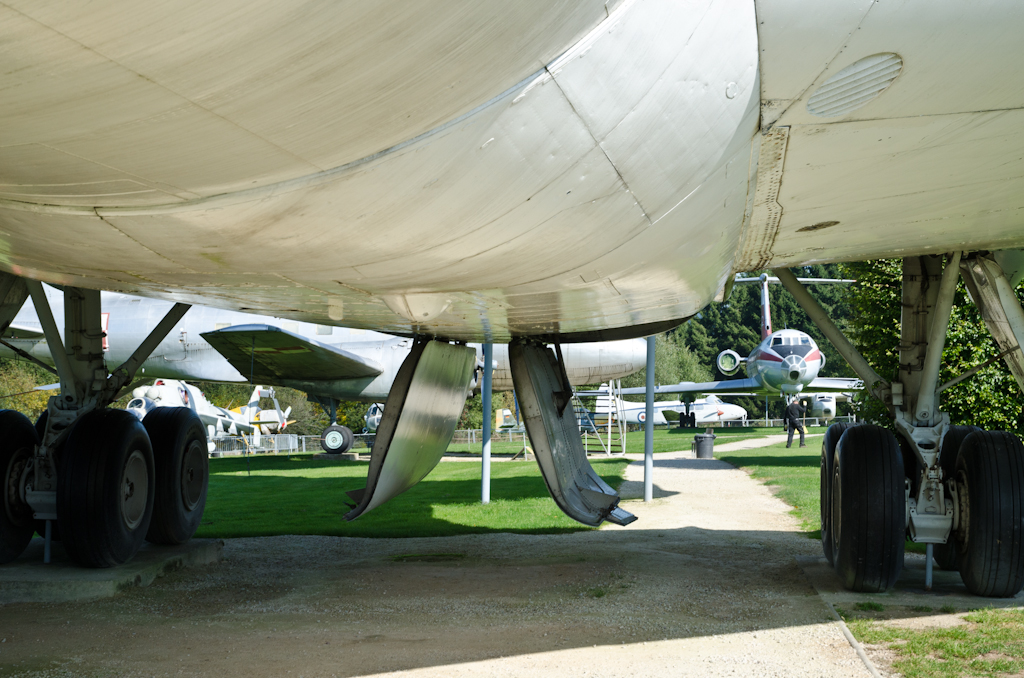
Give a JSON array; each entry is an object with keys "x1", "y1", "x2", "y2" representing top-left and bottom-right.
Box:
[{"x1": 208, "y1": 415, "x2": 858, "y2": 457}]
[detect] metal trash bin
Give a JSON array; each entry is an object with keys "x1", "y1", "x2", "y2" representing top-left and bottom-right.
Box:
[{"x1": 692, "y1": 430, "x2": 716, "y2": 459}]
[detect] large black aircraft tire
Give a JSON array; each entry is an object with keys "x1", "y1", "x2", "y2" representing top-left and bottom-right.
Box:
[
  {"x1": 832, "y1": 424, "x2": 905, "y2": 592},
  {"x1": 144, "y1": 408, "x2": 209, "y2": 545},
  {"x1": 57, "y1": 410, "x2": 155, "y2": 568},
  {"x1": 955, "y1": 431, "x2": 1024, "y2": 597},
  {"x1": 0, "y1": 411, "x2": 38, "y2": 564},
  {"x1": 932, "y1": 425, "x2": 983, "y2": 571},
  {"x1": 820, "y1": 422, "x2": 855, "y2": 566},
  {"x1": 321, "y1": 425, "x2": 354, "y2": 453}
]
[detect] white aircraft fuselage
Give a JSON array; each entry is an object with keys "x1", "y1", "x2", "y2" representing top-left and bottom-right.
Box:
[{"x1": 1, "y1": 288, "x2": 646, "y2": 401}]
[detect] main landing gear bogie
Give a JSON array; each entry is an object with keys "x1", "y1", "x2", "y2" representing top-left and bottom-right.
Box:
[{"x1": 820, "y1": 421, "x2": 1024, "y2": 598}]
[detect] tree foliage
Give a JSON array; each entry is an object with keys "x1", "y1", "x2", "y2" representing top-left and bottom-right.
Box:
[
  {"x1": 620, "y1": 334, "x2": 712, "y2": 402},
  {"x1": 842, "y1": 258, "x2": 1024, "y2": 434}
]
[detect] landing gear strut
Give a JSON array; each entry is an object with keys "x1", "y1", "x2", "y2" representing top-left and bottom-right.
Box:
[
  {"x1": 0, "y1": 276, "x2": 207, "y2": 567},
  {"x1": 776, "y1": 253, "x2": 1024, "y2": 597}
]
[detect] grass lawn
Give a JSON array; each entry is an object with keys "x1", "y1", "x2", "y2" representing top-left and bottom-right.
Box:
[
  {"x1": 843, "y1": 608, "x2": 1024, "y2": 678},
  {"x1": 195, "y1": 453, "x2": 630, "y2": 539}
]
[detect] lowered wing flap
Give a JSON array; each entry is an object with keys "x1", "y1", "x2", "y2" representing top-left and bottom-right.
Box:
[
  {"x1": 511, "y1": 340, "x2": 635, "y2": 527},
  {"x1": 344, "y1": 339, "x2": 475, "y2": 520},
  {"x1": 201, "y1": 324, "x2": 382, "y2": 382}
]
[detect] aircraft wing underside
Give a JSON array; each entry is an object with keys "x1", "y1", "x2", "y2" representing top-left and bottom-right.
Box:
[{"x1": 201, "y1": 324, "x2": 383, "y2": 382}]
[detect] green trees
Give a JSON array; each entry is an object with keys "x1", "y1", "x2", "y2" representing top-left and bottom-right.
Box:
[
  {"x1": 843, "y1": 259, "x2": 1024, "y2": 434},
  {"x1": 619, "y1": 334, "x2": 711, "y2": 402}
]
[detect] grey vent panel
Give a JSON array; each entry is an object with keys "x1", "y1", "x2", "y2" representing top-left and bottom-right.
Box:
[{"x1": 807, "y1": 53, "x2": 903, "y2": 118}]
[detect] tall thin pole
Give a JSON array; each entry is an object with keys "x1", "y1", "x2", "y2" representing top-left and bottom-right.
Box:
[
  {"x1": 481, "y1": 343, "x2": 493, "y2": 504},
  {"x1": 644, "y1": 335, "x2": 655, "y2": 502}
]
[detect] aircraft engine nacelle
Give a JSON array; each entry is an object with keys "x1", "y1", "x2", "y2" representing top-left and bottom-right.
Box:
[{"x1": 716, "y1": 349, "x2": 744, "y2": 376}]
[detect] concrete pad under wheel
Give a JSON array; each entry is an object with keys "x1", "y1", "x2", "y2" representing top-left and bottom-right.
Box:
[
  {"x1": 313, "y1": 452, "x2": 360, "y2": 460},
  {"x1": 797, "y1": 553, "x2": 1024, "y2": 609},
  {"x1": 0, "y1": 537, "x2": 223, "y2": 604}
]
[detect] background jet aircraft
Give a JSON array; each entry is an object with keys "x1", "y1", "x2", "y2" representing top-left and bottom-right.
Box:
[
  {"x1": 611, "y1": 275, "x2": 859, "y2": 423},
  {"x1": 588, "y1": 387, "x2": 747, "y2": 427}
]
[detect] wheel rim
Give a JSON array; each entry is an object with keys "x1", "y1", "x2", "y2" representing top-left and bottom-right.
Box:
[
  {"x1": 180, "y1": 440, "x2": 205, "y2": 512},
  {"x1": 4, "y1": 447, "x2": 32, "y2": 527},
  {"x1": 324, "y1": 430, "x2": 343, "y2": 450},
  {"x1": 120, "y1": 450, "x2": 149, "y2": 530}
]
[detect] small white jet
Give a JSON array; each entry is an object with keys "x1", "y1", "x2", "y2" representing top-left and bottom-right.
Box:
[{"x1": 589, "y1": 388, "x2": 746, "y2": 427}]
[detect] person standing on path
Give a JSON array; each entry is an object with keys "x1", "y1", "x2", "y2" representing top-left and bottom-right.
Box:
[{"x1": 785, "y1": 397, "x2": 807, "y2": 448}]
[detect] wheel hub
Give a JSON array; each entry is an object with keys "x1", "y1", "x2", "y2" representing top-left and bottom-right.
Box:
[
  {"x1": 324, "y1": 430, "x2": 344, "y2": 450},
  {"x1": 120, "y1": 450, "x2": 149, "y2": 530},
  {"x1": 4, "y1": 447, "x2": 32, "y2": 527},
  {"x1": 180, "y1": 440, "x2": 205, "y2": 511}
]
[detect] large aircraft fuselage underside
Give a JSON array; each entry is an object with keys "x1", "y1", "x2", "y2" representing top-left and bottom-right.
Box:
[{"x1": 2, "y1": 0, "x2": 1023, "y2": 341}]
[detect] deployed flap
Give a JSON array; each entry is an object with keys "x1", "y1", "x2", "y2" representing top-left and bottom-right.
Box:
[
  {"x1": 201, "y1": 324, "x2": 382, "y2": 381},
  {"x1": 510, "y1": 340, "x2": 636, "y2": 527},
  {"x1": 344, "y1": 339, "x2": 475, "y2": 520}
]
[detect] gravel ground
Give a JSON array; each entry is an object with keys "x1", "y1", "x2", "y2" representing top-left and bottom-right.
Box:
[{"x1": 0, "y1": 437, "x2": 870, "y2": 678}]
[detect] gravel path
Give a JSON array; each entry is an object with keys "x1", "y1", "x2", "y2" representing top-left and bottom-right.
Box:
[{"x1": 0, "y1": 436, "x2": 870, "y2": 677}]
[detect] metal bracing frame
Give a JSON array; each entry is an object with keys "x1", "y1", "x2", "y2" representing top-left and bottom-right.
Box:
[
  {"x1": 960, "y1": 254, "x2": 1024, "y2": 392},
  {"x1": 775, "y1": 257, "x2": 963, "y2": 546},
  {"x1": 773, "y1": 268, "x2": 890, "y2": 402},
  {"x1": 890, "y1": 255, "x2": 962, "y2": 546},
  {"x1": 21, "y1": 280, "x2": 190, "y2": 523}
]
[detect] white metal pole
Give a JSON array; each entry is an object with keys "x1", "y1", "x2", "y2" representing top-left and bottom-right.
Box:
[
  {"x1": 644, "y1": 335, "x2": 655, "y2": 502},
  {"x1": 482, "y1": 343, "x2": 493, "y2": 504}
]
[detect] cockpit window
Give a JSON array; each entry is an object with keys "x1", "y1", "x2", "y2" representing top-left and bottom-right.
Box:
[
  {"x1": 772, "y1": 337, "x2": 782, "y2": 346},
  {"x1": 801, "y1": 336, "x2": 810, "y2": 345}
]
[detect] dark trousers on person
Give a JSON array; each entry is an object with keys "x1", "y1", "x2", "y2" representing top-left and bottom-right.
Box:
[{"x1": 786, "y1": 420, "x2": 805, "y2": 447}]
